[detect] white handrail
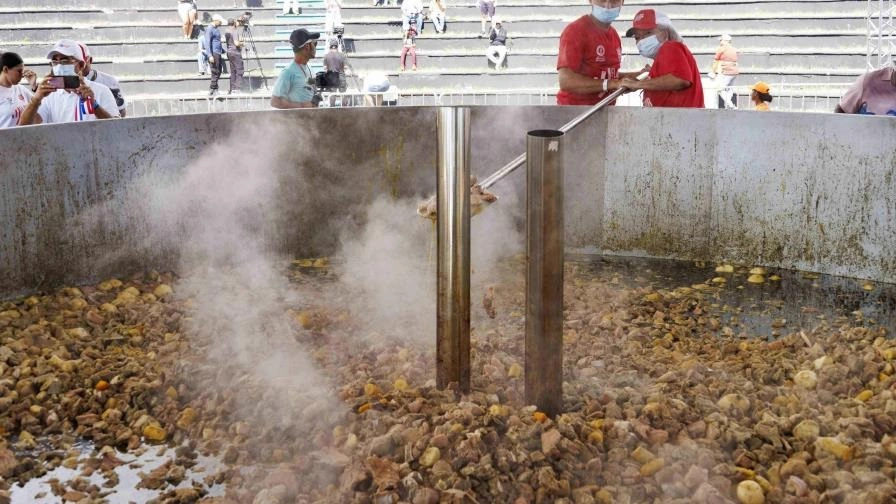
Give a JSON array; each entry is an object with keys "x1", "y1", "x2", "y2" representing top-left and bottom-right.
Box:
[{"x1": 126, "y1": 81, "x2": 855, "y2": 117}]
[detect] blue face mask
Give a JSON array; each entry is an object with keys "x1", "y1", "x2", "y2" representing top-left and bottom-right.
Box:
[
  {"x1": 637, "y1": 35, "x2": 661, "y2": 59},
  {"x1": 591, "y1": 5, "x2": 621, "y2": 24},
  {"x1": 52, "y1": 64, "x2": 78, "y2": 76}
]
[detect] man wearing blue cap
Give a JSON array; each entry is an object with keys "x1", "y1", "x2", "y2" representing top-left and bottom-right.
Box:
[{"x1": 271, "y1": 29, "x2": 322, "y2": 109}]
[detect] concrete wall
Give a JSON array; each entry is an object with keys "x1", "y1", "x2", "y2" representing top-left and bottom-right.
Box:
[{"x1": 1, "y1": 106, "x2": 894, "y2": 299}]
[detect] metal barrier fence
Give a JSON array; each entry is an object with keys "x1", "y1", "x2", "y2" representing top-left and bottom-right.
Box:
[
  {"x1": 717, "y1": 82, "x2": 850, "y2": 114},
  {"x1": 126, "y1": 83, "x2": 852, "y2": 117}
]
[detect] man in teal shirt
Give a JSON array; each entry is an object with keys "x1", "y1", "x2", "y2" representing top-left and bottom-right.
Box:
[{"x1": 271, "y1": 29, "x2": 321, "y2": 109}]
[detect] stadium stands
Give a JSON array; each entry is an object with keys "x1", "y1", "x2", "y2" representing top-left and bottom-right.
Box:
[{"x1": 0, "y1": 0, "x2": 869, "y2": 113}]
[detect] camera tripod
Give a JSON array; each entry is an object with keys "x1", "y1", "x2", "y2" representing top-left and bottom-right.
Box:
[{"x1": 240, "y1": 23, "x2": 268, "y2": 90}]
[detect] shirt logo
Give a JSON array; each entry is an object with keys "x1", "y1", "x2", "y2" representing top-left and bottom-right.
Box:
[{"x1": 595, "y1": 44, "x2": 606, "y2": 63}]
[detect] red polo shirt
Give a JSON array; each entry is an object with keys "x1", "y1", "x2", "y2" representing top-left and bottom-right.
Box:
[
  {"x1": 556, "y1": 15, "x2": 623, "y2": 105},
  {"x1": 643, "y1": 40, "x2": 704, "y2": 108}
]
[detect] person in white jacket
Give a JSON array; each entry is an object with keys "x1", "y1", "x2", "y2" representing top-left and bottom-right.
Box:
[{"x1": 402, "y1": 0, "x2": 424, "y2": 34}]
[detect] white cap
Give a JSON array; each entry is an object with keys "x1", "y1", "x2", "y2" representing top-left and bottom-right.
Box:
[
  {"x1": 719, "y1": 34, "x2": 732, "y2": 41},
  {"x1": 212, "y1": 14, "x2": 226, "y2": 23},
  {"x1": 46, "y1": 39, "x2": 87, "y2": 62}
]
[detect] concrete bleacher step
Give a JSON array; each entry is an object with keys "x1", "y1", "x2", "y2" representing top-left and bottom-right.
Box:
[
  {"x1": 12, "y1": 40, "x2": 283, "y2": 60},
  {"x1": 0, "y1": 8, "x2": 293, "y2": 26},
  {"x1": 343, "y1": 34, "x2": 867, "y2": 56},
  {"x1": 110, "y1": 75, "x2": 274, "y2": 95},
  {"x1": 342, "y1": 1, "x2": 862, "y2": 21},
  {"x1": 5, "y1": 24, "x2": 298, "y2": 43},
  {"x1": 16, "y1": 49, "x2": 864, "y2": 93},
  {"x1": 338, "y1": 17, "x2": 864, "y2": 38},
  {"x1": 9, "y1": 32, "x2": 859, "y2": 63},
  {"x1": 382, "y1": 66, "x2": 863, "y2": 92},
  {"x1": 347, "y1": 52, "x2": 864, "y2": 73}
]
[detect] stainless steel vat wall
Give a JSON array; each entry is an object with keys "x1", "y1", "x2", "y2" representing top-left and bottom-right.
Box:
[
  {"x1": 0, "y1": 107, "x2": 580, "y2": 299},
  {"x1": 600, "y1": 108, "x2": 896, "y2": 283},
  {"x1": 1, "y1": 106, "x2": 893, "y2": 298},
  {"x1": 0, "y1": 108, "x2": 437, "y2": 298}
]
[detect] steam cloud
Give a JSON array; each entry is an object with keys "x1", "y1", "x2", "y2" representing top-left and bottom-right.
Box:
[
  {"x1": 335, "y1": 182, "x2": 526, "y2": 348},
  {"x1": 76, "y1": 125, "x2": 342, "y2": 429}
]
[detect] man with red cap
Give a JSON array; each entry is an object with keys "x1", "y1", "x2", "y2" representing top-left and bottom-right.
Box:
[{"x1": 619, "y1": 9, "x2": 703, "y2": 108}]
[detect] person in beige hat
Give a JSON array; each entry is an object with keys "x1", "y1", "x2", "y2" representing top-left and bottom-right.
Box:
[{"x1": 708, "y1": 34, "x2": 739, "y2": 109}]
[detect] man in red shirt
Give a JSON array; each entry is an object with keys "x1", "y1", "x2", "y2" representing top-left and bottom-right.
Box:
[
  {"x1": 619, "y1": 9, "x2": 703, "y2": 108},
  {"x1": 556, "y1": 0, "x2": 643, "y2": 105}
]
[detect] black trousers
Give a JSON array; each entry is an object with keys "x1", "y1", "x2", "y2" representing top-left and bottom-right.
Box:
[
  {"x1": 209, "y1": 53, "x2": 223, "y2": 90},
  {"x1": 227, "y1": 51, "x2": 244, "y2": 92}
]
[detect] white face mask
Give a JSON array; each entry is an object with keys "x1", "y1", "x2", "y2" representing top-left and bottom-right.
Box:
[
  {"x1": 52, "y1": 64, "x2": 78, "y2": 76},
  {"x1": 636, "y1": 35, "x2": 661, "y2": 59}
]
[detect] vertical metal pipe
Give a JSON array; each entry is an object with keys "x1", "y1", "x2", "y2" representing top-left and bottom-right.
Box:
[
  {"x1": 436, "y1": 107, "x2": 471, "y2": 392},
  {"x1": 525, "y1": 129, "x2": 565, "y2": 416}
]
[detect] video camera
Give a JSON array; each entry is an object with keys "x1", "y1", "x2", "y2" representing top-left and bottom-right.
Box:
[
  {"x1": 235, "y1": 11, "x2": 253, "y2": 26},
  {"x1": 311, "y1": 71, "x2": 344, "y2": 92}
]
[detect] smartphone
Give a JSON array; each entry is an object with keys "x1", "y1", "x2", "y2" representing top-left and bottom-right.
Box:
[{"x1": 48, "y1": 76, "x2": 80, "y2": 89}]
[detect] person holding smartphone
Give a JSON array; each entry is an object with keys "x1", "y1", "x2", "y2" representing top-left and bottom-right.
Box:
[
  {"x1": 18, "y1": 40, "x2": 119, "y2": 126},
  {"x1": 0, "y1": 52, "x2": 37, "y2": 128}
]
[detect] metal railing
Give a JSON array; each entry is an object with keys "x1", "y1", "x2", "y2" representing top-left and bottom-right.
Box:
[
  {"x1": 126, "y1": 82, "x2": 853, "y2": 117},
  {"x1": 713, "y1": 82, "x2": 851, "y2": 113}
]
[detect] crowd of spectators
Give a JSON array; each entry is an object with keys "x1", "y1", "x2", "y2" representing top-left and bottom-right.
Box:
[
  {"x1": 1, "y1": 0, "x2": 894, "y2": 126},
  {"x1": 1, "y1": 40, "x2": 123, "y2": 128},
  {"x1": 556, "y1": 1, "x2": 894, "y2": 113},
  {"x1": 374, "y1": 0, "x2": 509, "y2": 73}
]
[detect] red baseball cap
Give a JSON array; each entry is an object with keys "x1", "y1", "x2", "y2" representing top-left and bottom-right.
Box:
[{"x1": 625, "y1": 9, "x2": 672, "y2": 37}]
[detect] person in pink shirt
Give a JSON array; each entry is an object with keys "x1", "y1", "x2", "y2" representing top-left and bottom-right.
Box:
[
  {"x1": 708, "y1": 34, "x2": 739, "y2": 109},
  {"x1": 835, "y1": 65, "x2": 896, "y2": 116}
]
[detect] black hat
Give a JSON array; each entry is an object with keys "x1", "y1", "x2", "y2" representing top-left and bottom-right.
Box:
[{"x1": 290, "y1": 28, "x2": 320, "y2": 48}]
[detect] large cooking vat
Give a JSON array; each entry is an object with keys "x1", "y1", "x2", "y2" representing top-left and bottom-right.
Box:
[{"x1": 2, "y1": 107, "x2": 894, "y2": 298}]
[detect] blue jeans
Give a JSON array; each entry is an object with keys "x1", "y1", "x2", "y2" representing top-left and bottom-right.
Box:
[{"x1": 402, "y1": 13, "x2": 423, "y2": 33}]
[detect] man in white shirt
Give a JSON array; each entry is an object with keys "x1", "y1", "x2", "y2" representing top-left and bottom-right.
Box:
[
  {"x1": 79, "y1": 42, "x2": 128, "y2": 117},
  {"x1": 401, "y1": 0, "x2": 424, "y2": 34},
  {"x1": 18, "y1": 40, "x2": 120, "y2": 125}
]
